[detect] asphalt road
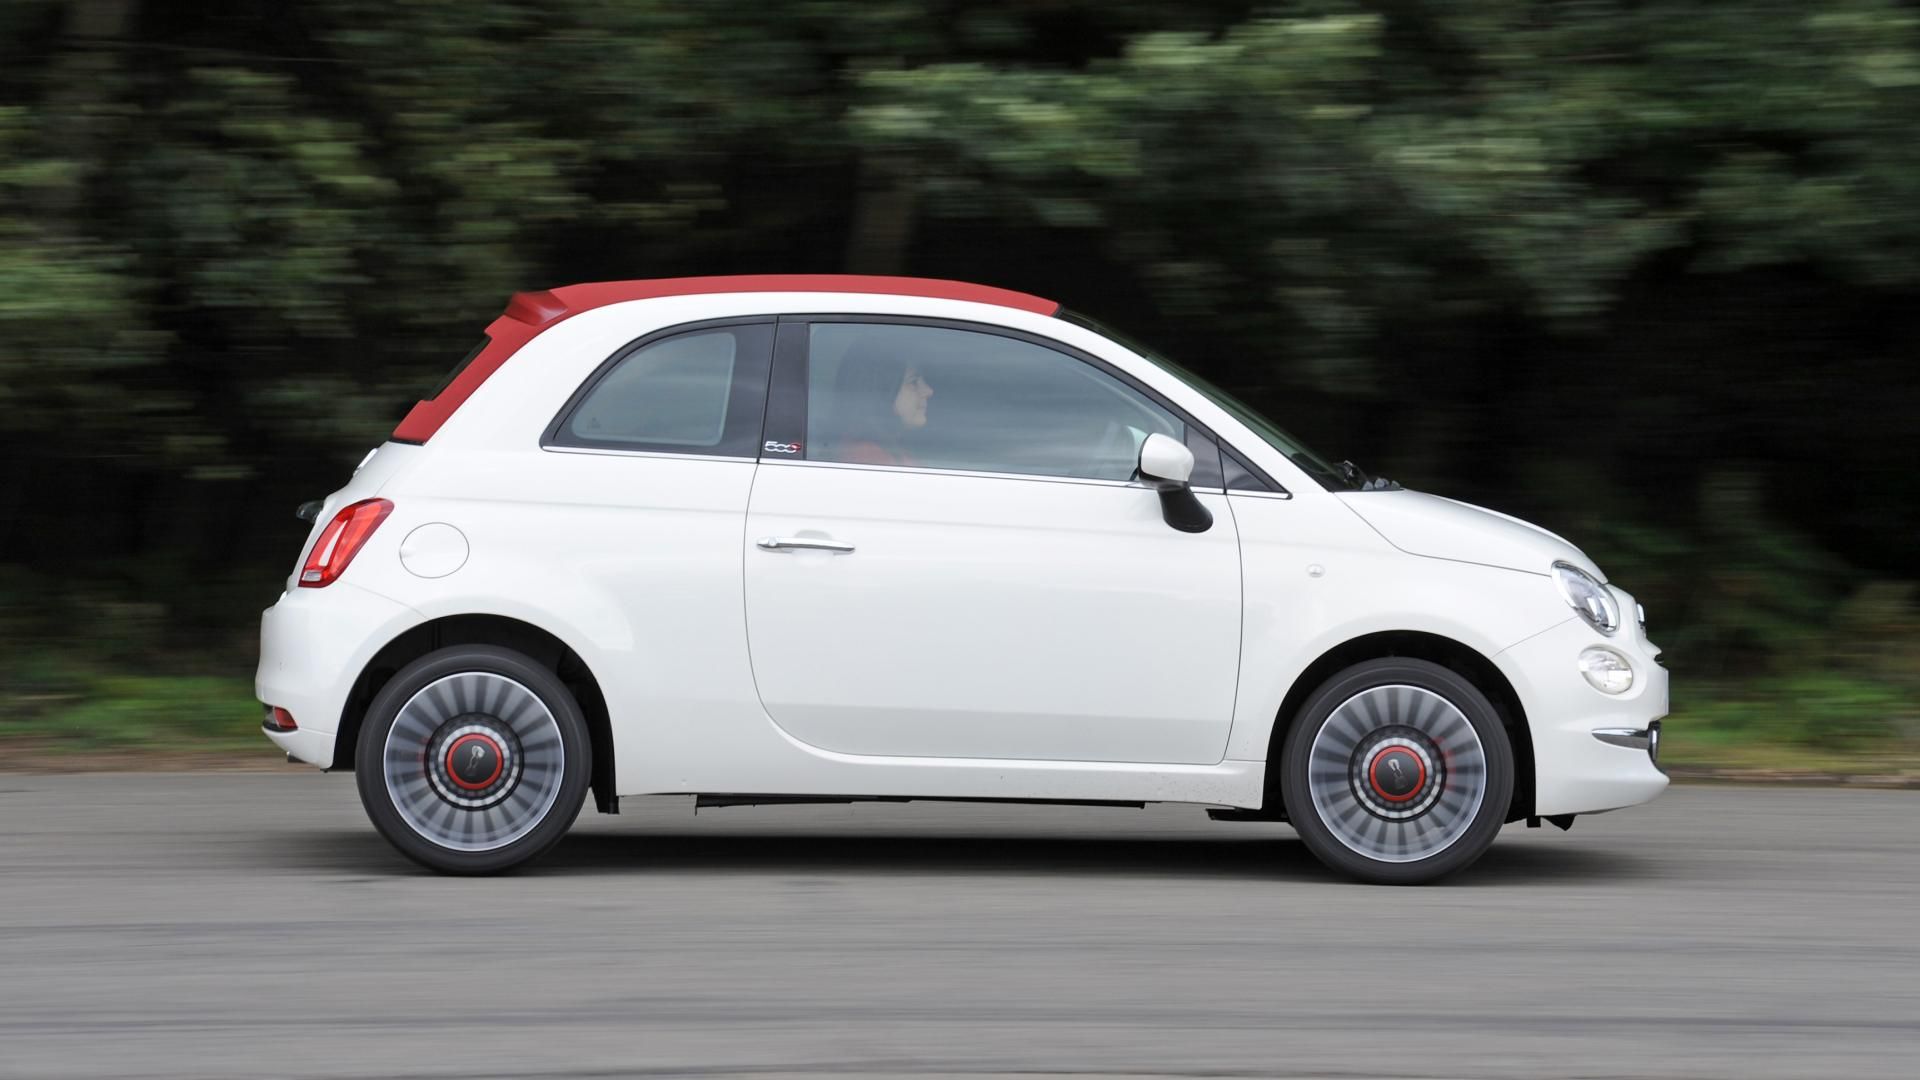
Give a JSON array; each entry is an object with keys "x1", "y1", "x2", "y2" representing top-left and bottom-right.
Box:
[{"x1": 1, "y1": 773, "x2": 1915, "y2": 1080}]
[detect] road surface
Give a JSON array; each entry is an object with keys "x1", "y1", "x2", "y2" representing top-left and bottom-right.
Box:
[{"x1": 1, "y1": 773, "x2": 1914, "y2": 1079}]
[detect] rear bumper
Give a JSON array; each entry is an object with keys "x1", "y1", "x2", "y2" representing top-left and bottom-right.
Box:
[
  {"x1": 255, "y1": 582, "x2": 420, "y2": 769},
  {"x1": 1494, "y1": 604, "x2": 1671, "y2": 817},
  {"x1": 262, "y1": 721, "x2": 340, "y2": 766}
]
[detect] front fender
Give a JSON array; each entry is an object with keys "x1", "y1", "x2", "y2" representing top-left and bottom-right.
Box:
[{"x1": 1224, "y1": 493, "x2": 1568, "y2": 761}]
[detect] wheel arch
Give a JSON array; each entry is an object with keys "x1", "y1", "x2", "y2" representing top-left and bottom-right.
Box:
[
  {"x1": 1263, "y1": 630, "x2": 1535, "y2": 822},
  {"x1": 336, "y1": 613, "x2": 618, "y2": 814}
]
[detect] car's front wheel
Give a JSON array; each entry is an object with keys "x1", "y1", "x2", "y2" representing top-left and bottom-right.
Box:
[
  {"x1": 1280, "y1": 658, "x2": 1514, "y2": 885},
  {"x1": 355, "y1": 645, "x2": 591, "y2": 874}
]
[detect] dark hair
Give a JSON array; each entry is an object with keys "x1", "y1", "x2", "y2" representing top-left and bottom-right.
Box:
[{"x1": 830, "y1": 345, "x2": 911, "y2": 447}]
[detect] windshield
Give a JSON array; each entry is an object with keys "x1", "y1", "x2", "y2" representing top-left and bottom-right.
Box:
[{"x1": 1058, "y1": 310, "x2": 1355, "y2": 491}]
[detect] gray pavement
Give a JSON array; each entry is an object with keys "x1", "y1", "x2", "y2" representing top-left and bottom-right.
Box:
[{"x1": 0, "y1": 772, "x2": 1915, "y2": 1079}]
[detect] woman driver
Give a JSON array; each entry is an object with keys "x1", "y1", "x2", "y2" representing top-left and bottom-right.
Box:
[{"x1": 829, "y1": 349, "x2": 933, "y2": 467}]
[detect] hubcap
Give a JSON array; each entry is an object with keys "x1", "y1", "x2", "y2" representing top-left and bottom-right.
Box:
[
  {"x1": 383, "y1": 672, "x2": 565, "y2": 852},
  {"x1": 1306, "y1": 685, "x2": 1488, "y2": 863},
  {"x1": 1368, "y1": 745, "x2": 1427, "y2": 802},
  {"x1": 425, "y1": 717, "x2": 522, "y2": 809},
  {"x1": 445, "y1": 732, "x2": 505, "y2": 791}
]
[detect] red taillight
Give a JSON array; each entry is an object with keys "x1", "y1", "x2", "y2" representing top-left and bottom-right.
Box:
[
  {"x1": 264, "y1": 707, "x2": 297, "y2": 731},
  {"x1": 299, "y1": 498, "x2": 393, "y2": 587}
]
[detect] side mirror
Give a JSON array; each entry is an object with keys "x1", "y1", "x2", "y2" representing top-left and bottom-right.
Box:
[
  {"x1": 1139, "y1": 432, "x2": 1194, "y2": 485},
  {"x1": 1138, "y1": 432, "x2": 1212, "y2": 534}
]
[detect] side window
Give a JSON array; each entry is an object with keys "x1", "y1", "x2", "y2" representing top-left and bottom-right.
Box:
[
  {"x1": 804, "y1": 322, "x2": 1184, "y2": 482},
  {"x1": 547, "y1": 321, "x2": 772, "y2": 457},
  {"x1": 1223, "y1": 447, "x2": 1278, "y2": 493}
]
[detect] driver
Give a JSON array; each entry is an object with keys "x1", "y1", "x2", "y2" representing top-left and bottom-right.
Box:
[{"x1": 829, "y1": 347, "x2": 933, "y2": 467}]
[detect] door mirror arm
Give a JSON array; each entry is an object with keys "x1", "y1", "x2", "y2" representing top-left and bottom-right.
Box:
[
  {"x1": 1148, "y1": 479, "x2": 1214, "y2": 533},
  {"x1": 1137, "y1": 432, "x2": 1213, "y2": 534}
]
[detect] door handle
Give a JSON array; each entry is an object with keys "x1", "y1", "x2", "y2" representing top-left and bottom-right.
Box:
[{"x1": 756, "y1": 536, "x2": 856, "y2": 554}]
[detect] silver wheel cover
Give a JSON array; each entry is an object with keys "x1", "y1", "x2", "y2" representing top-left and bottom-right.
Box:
[
  {"x1": 382, "y1": 672, "x2": 566, "y2": 853},
  {"x1": 1305, "y1": 684, "x2": 1488, "y2": 864}
]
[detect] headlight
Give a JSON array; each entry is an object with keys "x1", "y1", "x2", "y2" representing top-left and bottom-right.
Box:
[
  {"x1": 1552, "y1": 561, "x2": 1619, "y2": 634},
  {"x1": 1578, "y1": 646, "x2": 1634, "y2": 694}
]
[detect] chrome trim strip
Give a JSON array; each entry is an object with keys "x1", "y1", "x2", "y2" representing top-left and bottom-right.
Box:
[
  {"x1": 541, "y1": 446, "x2": 757, "y2": 464},
  {"x1": 1592, "y1": 727, "x2": 1653, "y2": 751},
  {"x1": 754, "y1": 457, "x2": 1191, "y2": 492}
]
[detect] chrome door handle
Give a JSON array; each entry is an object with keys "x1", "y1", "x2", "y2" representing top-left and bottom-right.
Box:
[{"x1": 757, "y1": 536, "x2": 855, "y2": 554}]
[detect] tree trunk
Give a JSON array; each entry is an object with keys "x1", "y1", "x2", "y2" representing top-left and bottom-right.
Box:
[
  {"x1": 843, "y1": 155, "x2": 917, "y2": 275},
  {"x1": 35, "y1": 0, "x2": 137, "y2": 220}
]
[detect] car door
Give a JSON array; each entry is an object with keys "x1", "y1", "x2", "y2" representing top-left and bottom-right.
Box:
[{"x1": 742, "y1": 316, "x2": 1242, "y2": 765}]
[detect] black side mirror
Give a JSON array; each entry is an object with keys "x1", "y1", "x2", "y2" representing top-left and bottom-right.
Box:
[{"x1": 1138, "y1": 433, "x2": 1213, "y2": 534}]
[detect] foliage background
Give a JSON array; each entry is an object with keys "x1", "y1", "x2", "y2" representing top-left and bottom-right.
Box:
[{"x1": 1, "y1": 0, "x2": 1914, "y2": 762}]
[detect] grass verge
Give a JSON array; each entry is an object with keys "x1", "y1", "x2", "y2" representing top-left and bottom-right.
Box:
[
  {"x1": 3, "y1": 673, "x2": 264, "y2": 756},
  {"x1": 1658, "y1": 716, "x2": 1919, "y2": 777},
  {"x1": 3, "y1": 673, "x2": 1916, "y2": 782}
]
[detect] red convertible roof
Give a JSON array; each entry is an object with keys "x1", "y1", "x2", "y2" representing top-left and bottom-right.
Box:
[{"x1": 392, "y1": 275, "x2": 1059, "y2": 443}]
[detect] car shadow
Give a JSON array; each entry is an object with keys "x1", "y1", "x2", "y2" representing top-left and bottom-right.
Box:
[
  {"x1": 540, "y1": 830, "x2": 1322, "y2": 880},
  {"x1": 253, "y1": 824, "x2": 1650, "y2": 884},
  {"x1": 1458, "y1": 838, "x2": 1659, "y2": 884}
]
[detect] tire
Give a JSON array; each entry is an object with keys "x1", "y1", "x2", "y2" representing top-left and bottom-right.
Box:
[
  {"x1": 355, "y1": 645, "x2": 591, "y2": 874},
  {"x1": 1280, "y1": 658, "x2": 1514, "y2": 885}
]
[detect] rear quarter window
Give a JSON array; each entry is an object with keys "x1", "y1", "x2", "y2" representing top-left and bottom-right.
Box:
[
  {"x1": 566, "y1": 331, "x2": 737, "y2": 447},
  {"x1": 544, "y1": 320, "x2": 775, "y2": 458}
]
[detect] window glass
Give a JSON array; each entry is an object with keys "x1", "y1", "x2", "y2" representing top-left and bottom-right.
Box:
[
  {"x1": 1058, "y1": 308, "x2": 1342, "y2": 490},
  {"x1": 565, "y1": 330, "x2": 737, "y2": 447},
  {"x1": 806, "y1": 323, "x2": 1182, "y2": 481}
]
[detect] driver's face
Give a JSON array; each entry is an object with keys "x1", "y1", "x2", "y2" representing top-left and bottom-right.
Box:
[{"x1": 893, "y1": 367, "x2": 933, "y2": 429}]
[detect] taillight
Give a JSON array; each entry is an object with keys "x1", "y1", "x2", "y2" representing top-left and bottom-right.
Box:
[
  {"x1": 299, "y1": 498, "x2": 393, "y2": 587},
  {"x1": 264, "y1": 706, "x2": 298, "y2": 731}
]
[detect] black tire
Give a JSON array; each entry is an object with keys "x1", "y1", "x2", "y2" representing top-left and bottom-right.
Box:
[
  {"x1": 1280, "y1": 658, "x2": 1514, "y2": 885},
  {"x1": 355, "y1": 645, "x2": 591, "y2": 874}
]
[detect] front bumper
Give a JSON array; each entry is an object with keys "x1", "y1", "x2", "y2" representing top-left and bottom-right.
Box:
[
  {"x1": 1494, "y1": 596, "x2": 1670, "y2": 817},
  {"x1": 255, "y1": 582, "x2": 420, "y2": 769}
]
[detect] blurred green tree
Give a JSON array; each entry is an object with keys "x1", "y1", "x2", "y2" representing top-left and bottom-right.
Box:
[{"x1": 0, "y1": 0, "x2": 1913, "y2": 752}]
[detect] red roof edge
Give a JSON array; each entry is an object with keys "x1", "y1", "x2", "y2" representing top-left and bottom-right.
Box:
[
  {"x1": 502, "y1": 289, "x2": 569, "y2": 327},
  {"x1": 391, "y1": 275, "x2": 1059, "y2": 444},
  {"x1": 548, "y1": 274, "x2": 1058, "y2": 317}
]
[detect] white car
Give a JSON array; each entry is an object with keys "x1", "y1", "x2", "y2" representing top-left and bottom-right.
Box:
[{"x1": 257, "y1": 274, "x2": 1667, "y2": 883}]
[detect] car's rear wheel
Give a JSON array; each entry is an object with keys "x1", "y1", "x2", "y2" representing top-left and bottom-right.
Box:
[
  {"x1": 355, "y1": 645, "x2": 590, "y2": 874},
  {"x1": 1280, "y1": 658, "x2": 1514, "y2": 885}
]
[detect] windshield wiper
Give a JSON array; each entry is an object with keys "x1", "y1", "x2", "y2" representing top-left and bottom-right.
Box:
[{"x1": 1337, "y1": 459, "x2": 1403, "y2": 492}]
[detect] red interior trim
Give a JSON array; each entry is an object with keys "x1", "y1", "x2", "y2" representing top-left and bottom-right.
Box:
[{"x1": 391, "y1": 275, "x2": 1059, "y2": 443}]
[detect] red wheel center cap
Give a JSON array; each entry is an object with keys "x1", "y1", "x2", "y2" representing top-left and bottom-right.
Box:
[
  {"x1": 1368, "y1": 748, "x2": 1426, "y2": 802},
  {"x1": 445, "y1": 733, "x2": 505, "y2": 791}
]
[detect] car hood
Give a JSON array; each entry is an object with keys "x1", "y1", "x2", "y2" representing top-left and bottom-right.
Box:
[{"x1": 1335, "y1": 490, "x2": 1603, "y2": 580}]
